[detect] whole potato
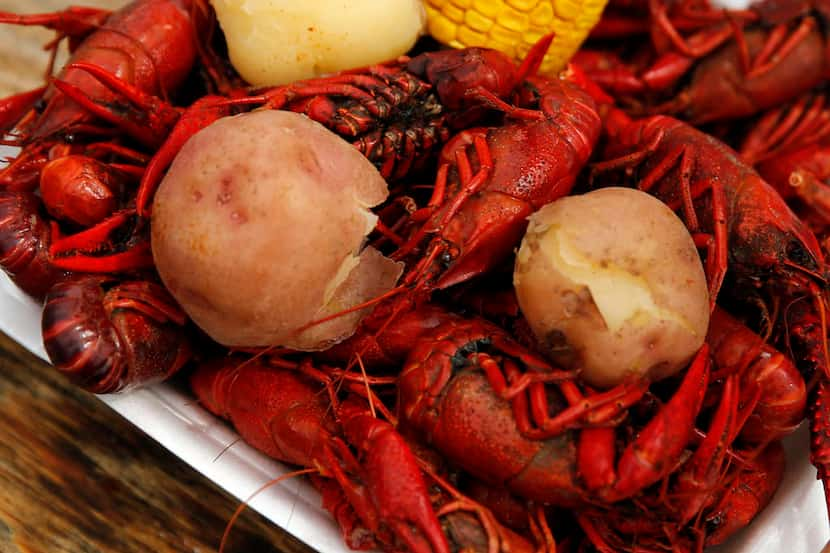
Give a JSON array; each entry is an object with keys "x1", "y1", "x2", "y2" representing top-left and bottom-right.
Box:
[
  {"x1": 513, "y1": 187, "x2": 709, "y2": 388},
  {"x1": 212, "y1": 0, "x2": 426, "y2": 86},
  {"x1": 151, "y1": 110, "x2": 403, "y2": 350}
]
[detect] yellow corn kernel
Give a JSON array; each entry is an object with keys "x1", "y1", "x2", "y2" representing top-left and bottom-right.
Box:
[{"x1": 424, "y1": 0, "x2": 608, "y2": 76}]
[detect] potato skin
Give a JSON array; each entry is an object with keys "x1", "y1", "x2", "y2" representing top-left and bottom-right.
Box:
[
  {"x1": 513, "y1": 187, "x2": 710, "y2": 388},
  {"x1": 151, "y1": 110, "x2": 402, "y2": 349}
]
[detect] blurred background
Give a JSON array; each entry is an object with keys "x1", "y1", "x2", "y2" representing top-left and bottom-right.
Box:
[{"x1": 0, "y1": 0, "x2": 129, "y2": 96}]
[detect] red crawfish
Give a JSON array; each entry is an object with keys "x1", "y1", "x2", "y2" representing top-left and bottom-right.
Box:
[
  {"x1": 316, "y1": 68, "x2": 601, "y2": 360},
  {"x1": 590, "y1": 108, "x2": 830, "y2": 514},
  {"x1": 190, "y1": 355, "x2": 533, "y2": 553},
  {"x1": 384, "y1": 70, "x2": 600, "y2": 294},
  {"x1": 707, "y1": 306, "x2": 807, "y2": 444},
  {"x1": 0, "y1": 0, "x2": 200, "y2": 146},
  {"x1": 0, "y1": 185, "x2": 157, "y2": 300},
  {"x1": 41, "y1": 275, "x2": 190, "y2": 393},
  {"x1": 576, "y1": 440, "x2": 786, "y2": 552},
  {"x1": 0, "y1": 139, "x2": 148, "y2": 224},
  {"x1": 397, "y1": 314, "x2": 712, "y2": 507},
  {"x1": 590, "y1": 109, "x2": 825, "y2": 310},
  {"x1": 738, "y1": 92, "x2": 830, "y2": 232},
  {"x1": 132, "y1": 35, "x2": 559, "y2": 216},
  {"x1": 575, "y1": 0, "x2": 829, "y2": 124}
]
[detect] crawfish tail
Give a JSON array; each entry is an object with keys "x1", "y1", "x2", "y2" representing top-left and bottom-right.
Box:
[
  {"x1": 705, "y1": 441, "x2": 786, "y2": 545},
  {"x1": 0, "y1": 188, "x2": 66, "y2": 299},
  {"x1": 42, "y1": 276, "x2": 190, "y2": 393},
  {"x1": 189, "y1": 356, "x2": 338, "y2": 465},
  {"x1": 707, "y1": 307, "x2": 806, "y2": 442}
]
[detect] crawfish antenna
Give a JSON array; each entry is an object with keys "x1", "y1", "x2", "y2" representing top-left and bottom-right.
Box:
[{"x1": 219, "y1": 468, "x2": 317, "y2": 553}]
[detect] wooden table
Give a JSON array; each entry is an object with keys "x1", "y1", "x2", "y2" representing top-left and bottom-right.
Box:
[{"x1": 0, "y1": 330, "x2": 312, "y2": 553}]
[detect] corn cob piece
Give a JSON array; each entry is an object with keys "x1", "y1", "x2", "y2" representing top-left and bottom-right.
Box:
[{"x1": 425, "y1": 0, "x2": 608, "y2": 76}]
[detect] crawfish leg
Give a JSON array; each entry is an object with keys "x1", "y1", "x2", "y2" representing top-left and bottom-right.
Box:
[
  {"x1": 51, "y1": 63, "x2": 181, "y2": 149},
  {"x1": 596, "y1": 132, "x2": 729, "y2": 307},
  {"x1": 670, "y1": 376, "x2": 739, "y2": 524},
  {"x1": 395, "y1": 133, "x2": 494, "y2": 262},
  {"x1": 649, "y1": 0, "x2": 734, "y2": 59},
  {"x1": 0, "y1": 86, "x2": 46, "y2": 136},
  {"x1": 0, "y1": 7, "x2": 110, "y2": 39},
  {"x1": 605, "y1": 345, "x2": 711, "y2": 501},
  {"x1": 739, "y1": 95, "x2": 830, "y2": 163},
  {"x1": 326, "y1": 400, "x2": 450, "y2": 553},
  {"x1": 745, "y1": 17, "x2": 816, "y2": 78},
  {"x1": 475, "y1": 335, "x2": 648, "y2": 440}
]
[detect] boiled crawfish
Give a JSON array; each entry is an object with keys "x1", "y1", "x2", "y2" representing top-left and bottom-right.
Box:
[
  {"x1": 189, "y1": 355, "x2": 535, "y2": 553},
  {"x1": 394, "y1": 302, "x2": 799, "y2": 549},
  {"x1": 41, "y1": 275, "x2": 191, "y2": 393},
  {"x1": 591, "y1": 107, "x2": 830, "y2": 520},
  {"x1": 576, "y1": 0, "x2": 830, "y2": 124},
  {"x1": 0, "y1": 0, "x2": 200, "y2": 146}
]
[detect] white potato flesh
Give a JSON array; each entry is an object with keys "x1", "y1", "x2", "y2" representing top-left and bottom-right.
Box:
[
  {"x1": 211, "y1": 0, "x2": 427, "y2": 86},
  {"x1": 151, "y1": 110, "x2": 403, "y2": 350},
  {"x1": 513, "y1": 187, "x2": 710, "y2": 388}
]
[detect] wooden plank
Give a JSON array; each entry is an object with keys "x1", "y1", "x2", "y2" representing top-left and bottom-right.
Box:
[{"x1": 0, "y1": 330, "x2": 314, "y2": 553}]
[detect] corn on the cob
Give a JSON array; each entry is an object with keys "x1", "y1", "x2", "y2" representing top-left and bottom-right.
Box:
[{"x1": 425, "y1": 0, "x2": 607, "y2": 76}]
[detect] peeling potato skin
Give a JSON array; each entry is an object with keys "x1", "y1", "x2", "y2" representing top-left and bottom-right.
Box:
[
  {"x1": 513, "y1": 187, "x2": 710, "y2": 388},
  {"x1": 151, "y1": 110, "x2": 402, "y2": 349}
]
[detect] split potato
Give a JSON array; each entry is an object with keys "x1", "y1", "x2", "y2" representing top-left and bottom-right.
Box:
[
  {"x1": 151, "y1": 110, "x2": 402, "y2": 350},
  {"x1": 211, "y1": 0, "x2": 427, "y2": 86},
  {"x1": 513, "y1": 187, "x2": 710, "y2": 388}
]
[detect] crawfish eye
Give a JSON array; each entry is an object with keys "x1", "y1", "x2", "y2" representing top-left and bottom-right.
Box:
[
  {"x1": 786, "y1": 239, "x2": 817, "y2": 270},
  {"x1": 33, "y1": 98, "x2": 46, "y2": 113}
]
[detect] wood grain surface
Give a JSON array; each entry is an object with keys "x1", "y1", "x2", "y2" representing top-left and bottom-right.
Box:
[
  {"x1": 0, "y1": 2, "x2": 315, "y2": 551},
  {"x1": 0, "y1": 329, "x2": 314, "y2": 553}
]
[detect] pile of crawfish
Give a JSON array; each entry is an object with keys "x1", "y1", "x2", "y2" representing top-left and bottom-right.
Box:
[{"x1": 2, "y1": 0, "x2": 830, "y2": 551}]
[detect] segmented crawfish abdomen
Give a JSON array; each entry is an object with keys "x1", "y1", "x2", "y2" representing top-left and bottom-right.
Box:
[
  {"x1": 42, "y1": 276, "x2": 124, "y2": 392},
  {"x1": 0, "y1": 188, "x2": 67, "y2": 298},
  {"x1": 705, "y1": 441, "x2": 786, "y2": 546},
  {"x1": 42, "y1": 276, "x2": 190, "y2": 393},
  {"x1": 707, "y1": 307, "x2": 806, "y2": 443}
]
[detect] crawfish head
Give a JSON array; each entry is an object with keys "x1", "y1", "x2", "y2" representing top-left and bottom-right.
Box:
[
  {"x1": 726, "y1": 172, "x2": 827, "y2": 293},
  {"x1": 406, "y1": 47, "x2": 520, "y2": 112}
]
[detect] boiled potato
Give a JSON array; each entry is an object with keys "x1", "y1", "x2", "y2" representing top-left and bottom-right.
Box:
[
  {"x1": 513, "y1": 187, "x2": 709, "y2": 388},
  {"x1": 151, "y1": 110, "x2": 403, "y2": 350},
  {"x1": 211, "y1": 0, "x2": 427, "y2": 86}
]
